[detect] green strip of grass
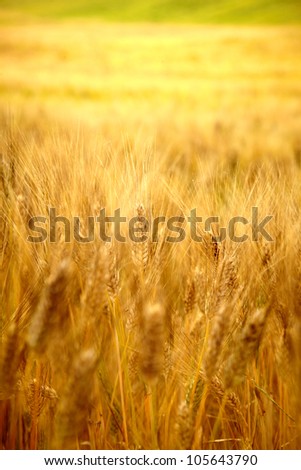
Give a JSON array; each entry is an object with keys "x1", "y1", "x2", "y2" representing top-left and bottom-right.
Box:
[{"x1": 1, "y1": 0, "x2": 301, "y2": 24}]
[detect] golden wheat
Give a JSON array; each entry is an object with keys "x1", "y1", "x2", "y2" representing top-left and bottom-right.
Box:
[{"x1": 0, "y1": 21, "x2": 301, "y2": 451}]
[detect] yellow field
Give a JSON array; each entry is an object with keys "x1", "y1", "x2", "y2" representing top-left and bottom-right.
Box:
[{"x1": 1, "y1": 21, "x2": 301, "y2": 450}]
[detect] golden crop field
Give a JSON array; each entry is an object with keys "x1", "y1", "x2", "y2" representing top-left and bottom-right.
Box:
[{"x1": 1, "y1": 16, "x2": 301, "y2": 450}]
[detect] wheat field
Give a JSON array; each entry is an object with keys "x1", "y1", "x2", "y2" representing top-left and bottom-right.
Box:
[{"x1": 1, "y1": 17, "x2": 301, "y2": 450}]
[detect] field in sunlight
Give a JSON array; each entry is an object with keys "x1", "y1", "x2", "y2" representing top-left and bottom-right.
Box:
[
  {"x1": 1, "y1": 18, "x2": 301, "y2": 450},
  {"x1": 1, "y1": 0, "x2": 301, "y2": 23}
]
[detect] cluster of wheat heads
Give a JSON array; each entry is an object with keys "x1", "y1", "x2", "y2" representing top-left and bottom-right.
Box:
[{"x1": 1, "y1": 115, "x2": 301, "y2": 450}]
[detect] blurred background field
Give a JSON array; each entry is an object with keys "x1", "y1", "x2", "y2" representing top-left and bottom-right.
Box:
[
  {"x1": 0, "y1": 2, "x2": 301, "y2": 156},
  {"x1": 1, "y1": 0, "x2": 301, "y2": 24}
]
